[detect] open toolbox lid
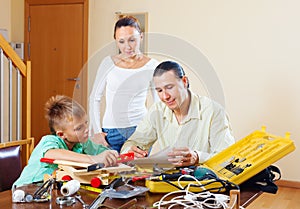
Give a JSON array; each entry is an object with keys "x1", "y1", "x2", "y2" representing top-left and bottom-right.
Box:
[
  {"x1": 205, "y1": 126, "x2": 295, "y2": 185},
  {"x1": 145, "y1": 126, "x2": 296, "y2": 193}
]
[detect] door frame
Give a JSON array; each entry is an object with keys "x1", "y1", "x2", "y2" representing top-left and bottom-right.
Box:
[{"x1": 23, "y1": 0, "x2": 89, "y2": 138}]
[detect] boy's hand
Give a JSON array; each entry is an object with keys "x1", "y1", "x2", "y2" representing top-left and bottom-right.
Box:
[
  {"x1": 91, "y1": 132, "x2": 109, "y2": 147},
  {"x1": 92, "y1": 150, "x2": 119, "y2": 167}
]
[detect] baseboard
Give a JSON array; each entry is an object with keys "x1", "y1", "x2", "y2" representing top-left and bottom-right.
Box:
[{"x1": 277, "y1": 180, "x2": 300, "y2": 189}]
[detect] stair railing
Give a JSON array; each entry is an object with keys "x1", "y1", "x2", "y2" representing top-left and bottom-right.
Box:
[{"x1": 0, "y1": 34, "x2": 31, "y2": 142}]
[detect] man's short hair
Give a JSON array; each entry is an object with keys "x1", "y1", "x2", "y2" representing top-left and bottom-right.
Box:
[{"x1": 153, "y1": 61, "x2": 186, "y2": 79}]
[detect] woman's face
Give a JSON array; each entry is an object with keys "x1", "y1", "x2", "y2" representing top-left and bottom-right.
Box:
[{"x1": 115, "y1": 26, "x2": 142, "y2": 57}]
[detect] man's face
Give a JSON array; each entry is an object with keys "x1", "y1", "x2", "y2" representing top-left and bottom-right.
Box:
[{"x1": 154, "y1": 70, "x2": 188, "y2": 112}]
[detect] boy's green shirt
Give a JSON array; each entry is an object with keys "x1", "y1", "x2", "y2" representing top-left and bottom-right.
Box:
[{"x1": 13, "y1": 135, "x2": 109, "y2": 187}]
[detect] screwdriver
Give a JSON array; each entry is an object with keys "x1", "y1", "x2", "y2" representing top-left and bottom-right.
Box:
[{"x1": 149, "y1": 173, "x2": 183, "y2": 181}]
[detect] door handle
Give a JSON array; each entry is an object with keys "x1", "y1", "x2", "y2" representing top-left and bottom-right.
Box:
[{"x1": 67, "y1": 77, "x2": 80, "y2": 81}]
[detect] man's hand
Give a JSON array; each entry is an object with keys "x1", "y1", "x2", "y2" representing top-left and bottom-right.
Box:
[
  {"x1": 91, "y1": 150, "x2": 119, "y2": 167},
  {"x1": 91, "y1": 132, "x2": 109, "y2": 146},
  {"x1": 128, "y1": 146, "x2": 148, "y2": 158},
  {"x1": 167, "y1": 147, "x2": 199, "y2": 167}
]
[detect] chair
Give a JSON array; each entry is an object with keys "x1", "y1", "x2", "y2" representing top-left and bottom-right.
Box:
[
  {"x1": 227, "y1": 189, "x2": 240, "y2": 209},
  {"x1": 0, "y1": 138, "x2": 34, "y2": 191}
]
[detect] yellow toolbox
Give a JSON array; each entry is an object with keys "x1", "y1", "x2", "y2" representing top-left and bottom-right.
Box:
[{"x1": 146, "y1": 126, "x2": 296, "y2": 193}]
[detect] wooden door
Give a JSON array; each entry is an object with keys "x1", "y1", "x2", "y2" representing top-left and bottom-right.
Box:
[{"x1": 24, "y1": 0, "x2": 88, "y2": 144}]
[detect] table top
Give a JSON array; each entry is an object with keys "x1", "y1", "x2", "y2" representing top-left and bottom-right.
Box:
[{"x1": 0, "y1": 183, "x2": 261, "y2": 209}]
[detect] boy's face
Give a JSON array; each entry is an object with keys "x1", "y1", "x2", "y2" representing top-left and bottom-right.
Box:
[{"x1": 58, "y1": 115, "x2": 89, "y2": 144}]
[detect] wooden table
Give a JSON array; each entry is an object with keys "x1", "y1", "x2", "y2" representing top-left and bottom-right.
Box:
[{"x1": 0, "y1": 183, "x2": 261, "y2": 209}]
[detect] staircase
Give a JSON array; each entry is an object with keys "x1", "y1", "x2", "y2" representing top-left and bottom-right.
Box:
[{"x1": 0, "y1": 34, "x2": 31, "y2": 142}]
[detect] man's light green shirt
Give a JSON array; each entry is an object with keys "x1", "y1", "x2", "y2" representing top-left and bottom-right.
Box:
[{"x1": 121, "y1": 92, "x2": 235, "y2": 163}]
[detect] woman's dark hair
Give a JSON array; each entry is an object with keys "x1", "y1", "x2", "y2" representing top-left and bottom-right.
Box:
[
  {"x1": 154, "y1": 61, "x2": 189, "y2": 88},
  {"x1": 114, "y1": 16, "x2": 141, "y2": 39}
]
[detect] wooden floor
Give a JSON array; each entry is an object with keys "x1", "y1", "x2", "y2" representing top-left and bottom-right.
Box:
[{"x1": 247, "y1": 186, "x2": 300, "y2": 209}]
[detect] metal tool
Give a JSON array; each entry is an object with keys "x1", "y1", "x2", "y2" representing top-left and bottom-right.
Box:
[
  {"x1": 88, "y1": 178, "x2": 121, "y2": 209},
  {"x1": 228, "y1": 164, "x2": 252, "y2": 178},
  {"x1": 88, "y1": 177, "x2": 149, "y2": 209},
  {"x1": 218, "y1": 157, "x2": 239, "y2": 173},
  {"x1": 75, "y1": 194, "x2": 89, "y2": 208},
  {"x1": 87, "y1": 153, "x2": 135, "y2": 172},
  {"x1": 87, "y1": 163, "x2": 105, "y2": 172},
  {"x1": 33, "y1": 178, "x2": 55, "y2": 201},
  {"x1": 56, "y1": 196, "x2": 76, "y2": 206},
  {"x1": 88, "y1": 193, "x2": 107, "y2": 209},
  {"x1": 218, "y1": 156, "x2": 235, "y2": 172}
]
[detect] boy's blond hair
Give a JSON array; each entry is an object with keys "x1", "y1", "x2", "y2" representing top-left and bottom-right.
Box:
[{"x1": 45, "y1": 95, "x2": 85, "y2": 134}]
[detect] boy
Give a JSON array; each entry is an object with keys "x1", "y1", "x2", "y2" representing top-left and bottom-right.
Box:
[{"x1": 14, "y1": 95, "x2": 118, "y2": 187}]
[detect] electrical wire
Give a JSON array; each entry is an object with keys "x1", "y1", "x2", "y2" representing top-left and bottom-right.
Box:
[
  {"x1": 153, "y1": 174, "x2": 244, "y2": 209},
  {"x1": 161, "y1": 173, "x2": 240, "y2": 193}
]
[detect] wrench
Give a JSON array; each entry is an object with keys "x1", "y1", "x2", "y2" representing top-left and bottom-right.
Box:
[
  {"x1": 75, "y1": 194, "x2": 89, "y2": 208},
  {"x1": 88, "y1": 193, "x2": 107, "y2": 209}
]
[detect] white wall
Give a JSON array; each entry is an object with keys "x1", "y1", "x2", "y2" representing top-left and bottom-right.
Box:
[
  {"x1": 0, "y1": 0, "x2": 11, "y2": 141},
  {"x1": 89, "y1": 0, "x2": 300, "y2": 181},
  {"x1": 11, "y1": 0, "x2": 24, "y2": 42},
  {"x1": 0, "y1": 0, "x2": 11, "y2": 38}
]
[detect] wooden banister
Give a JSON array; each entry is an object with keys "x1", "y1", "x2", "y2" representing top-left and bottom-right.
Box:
[
  {"x1": 0, "y1": 34, "x2": 26, "y2": 76},
  {"x1": 0, "y1": 34, "x2": 31, "y2": 141},
  {"x1": 25, "y1": 61, "x2": 31, "y2": 139}
]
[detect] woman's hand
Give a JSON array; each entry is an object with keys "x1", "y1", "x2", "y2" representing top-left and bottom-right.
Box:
[
  {"x1": 91, "y1": 132, "x2": 109, "y2": 147},
  {"x1": 167, "y1": 147, "x2": 199, "y2": 167}
]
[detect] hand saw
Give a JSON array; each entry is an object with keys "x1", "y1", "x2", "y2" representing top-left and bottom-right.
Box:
[
  {"x1": 87, "y1": 152, "x2": 135, "y2": 172},
  {"x1": 40, "y1": 152, "x2": 135, "y2": 172}
]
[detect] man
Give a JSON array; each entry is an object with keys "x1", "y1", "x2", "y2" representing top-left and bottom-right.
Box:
[{"x1": 121, "y1": 61, "x2": 235, "y2": 166}]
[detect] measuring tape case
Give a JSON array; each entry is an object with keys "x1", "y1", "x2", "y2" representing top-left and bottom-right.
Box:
[{"x1": 146, "y1": 126, "x2": 296, "y2": 193}]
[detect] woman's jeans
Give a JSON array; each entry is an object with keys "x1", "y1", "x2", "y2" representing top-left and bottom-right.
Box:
[{"x1": 102, "y1": 126, "x2": 136, "y2": 153}]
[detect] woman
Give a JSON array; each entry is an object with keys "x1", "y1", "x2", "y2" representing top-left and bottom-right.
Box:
[{"x1": 89, "y1": 16, "x2": 158, "y2": 153}]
